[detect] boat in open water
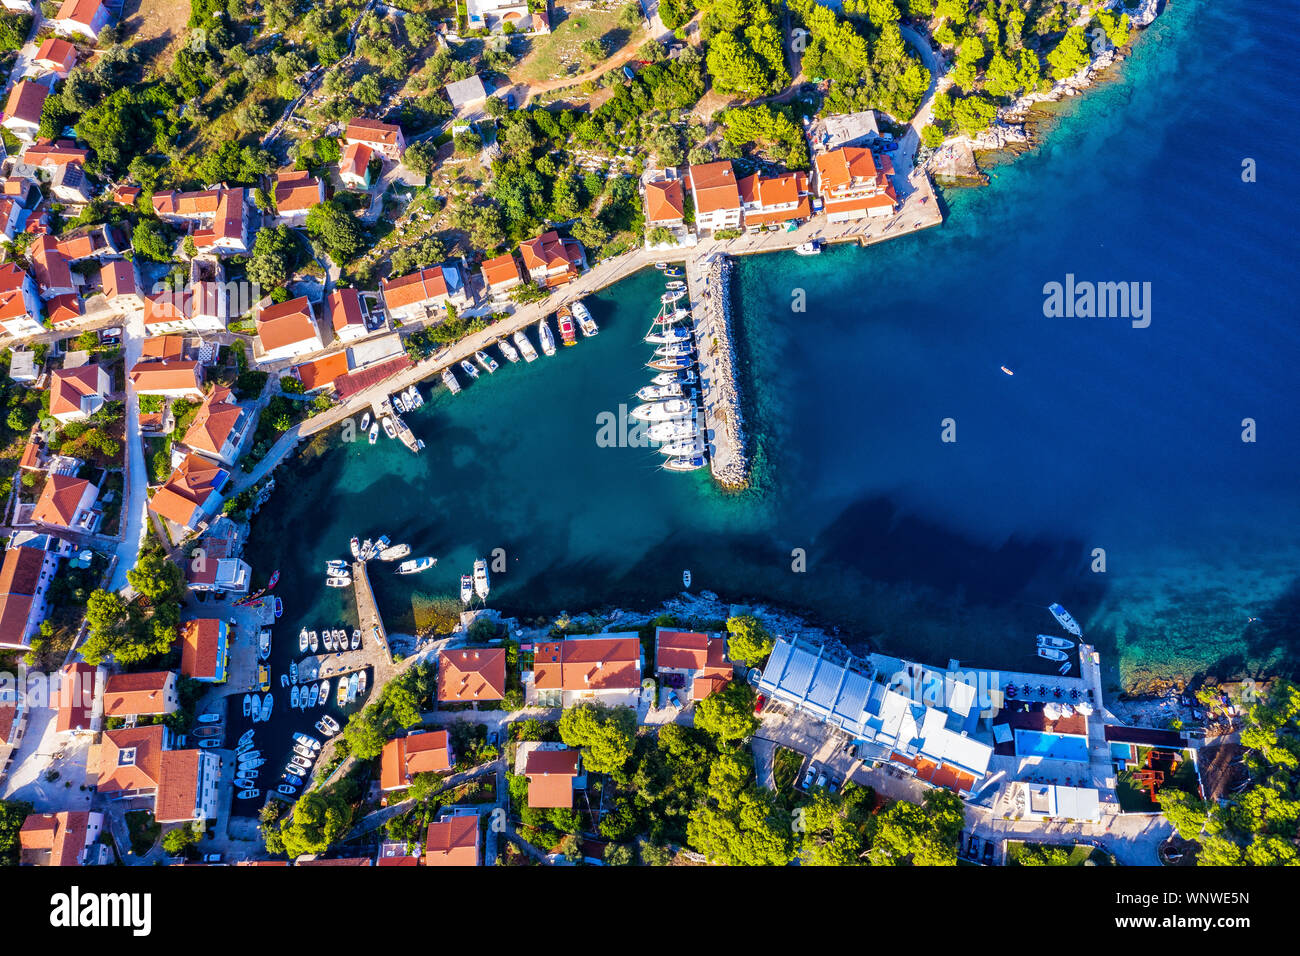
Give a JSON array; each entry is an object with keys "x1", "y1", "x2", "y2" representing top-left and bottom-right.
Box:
[
  {"x1": 1048, "y1": 603, "x2": 1083, "y2": 637},
  {"x1": 396, "y1": 557, "x2": 436, "y2": 574},
  {"x1": 379, "y1": 543, "x2": 410, "y2": 561},
  {"x1": 474, "y1": 558, "x2": 490, "y2": 600},
  {"x1": 513, "y1": 330, "x2": 538, "y2": 362}
]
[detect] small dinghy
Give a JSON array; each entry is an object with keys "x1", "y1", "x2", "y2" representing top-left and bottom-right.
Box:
[
  {"x1": 1037, "y1": 647, "x2": 1069, "y2": 662},
  {"x1": 1037, "y1": 634, "x2": 1075, "y2": 650},
  {"x1": 683, "y1": 569, "x2": 692, "y2": 588},
  {"x1": 299, "y1": 629, "x2": 309, "y2": 652},
  {"x1": 243, "y1": 694, "x2": 252, "y2": 717},
  {"x1": 351, "y1": 629, "x2": 360, "y2": 650},
  {"x1": 290, "y1": 686, "x2": 300, "y2": 708},
  {"x1": 237, "y1": 789, "x2": 261, "y2": 799}
]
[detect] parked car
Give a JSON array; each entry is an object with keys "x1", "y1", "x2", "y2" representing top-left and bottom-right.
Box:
[
  {"x1": 815, "y1": 771, "x2": 827, "y2": 789},
  {"x1": 982, "y1": 840, "x2": 994, "y2": 864},
  {"x1": 802, "y1": 765, "x2": 817, "y2": 790},
  {"x1": 841, "y1": 740, "x2": 855, "y2": 756},
  {"x1": 827, "y1": 778, "x2": 838, "y2": 795},
  {"x1": 967, "y1": 834, "x2": 979, "y2": 857},
  {"x1": 668, "y1": 691, "x2": 682, "y2": 709},
  {"x1": 753, "y1": 694, "x2": 767, "y2": 715}
]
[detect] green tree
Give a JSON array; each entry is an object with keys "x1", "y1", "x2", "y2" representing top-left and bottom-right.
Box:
[
  {"x1": 162, "y1": 823, "x2": 200, "y2": 856},
  {"x1": 870, "y1": 789, "x2": 963, "y2": 865},
  {"x1": 305, "y1": 200, "x2": 366, "y2": 263},
  {"x1": 687, "y1": 751, "x2": 793, "y2": 865},
  {"x1": 131, "y1": 219, "x2": 174, "y2": 262},
  {"x1": 694, "y1": 680, "x2": 758, "y2": 742},
  {"x1": 126, "y1": 551, "x2": 185, "y2": 606},
  {"x1": 1016, "y1": 842, "x2": 1071, "y2": 866},
  {"x1": 0, "y1": 800, "x2": 32, "y2": 866},
  {"x1": 1046, "y1": 26, "x2": 1090, "y2": 81},
  {"x1": 278, "y1": 789, "x2": 353, "y2": 858},
  {"x1": 603, "y1": 842, "x2": 634, "y2": 865},
  {"x1": 246, "y1": 225, "x2": 301, "y2": 289},
  {"x1": 558, "y1": 703, "x2": 636, "y2": 776},
  {"x1": 725, "y1": 614, "x2": 773, "y2": 665}
]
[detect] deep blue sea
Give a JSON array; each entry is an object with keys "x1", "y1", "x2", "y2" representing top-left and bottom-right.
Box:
[{"x1": 245, "y1": 0, "x2": 1300, "y2": 757}]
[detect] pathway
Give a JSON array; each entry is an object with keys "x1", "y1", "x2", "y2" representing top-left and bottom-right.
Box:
[{"x1": 108, "y1": 308, "x2": 149, "y2": 592}]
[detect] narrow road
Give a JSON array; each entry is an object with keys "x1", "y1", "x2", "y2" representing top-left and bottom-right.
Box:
[{"x1": 108, "y1": 308, "x2": 148, "y2": 592}]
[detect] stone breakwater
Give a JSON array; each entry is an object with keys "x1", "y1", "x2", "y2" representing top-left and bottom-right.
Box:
[{"x1": 694, "y1": 256, "x2": 750, "y2": 490}]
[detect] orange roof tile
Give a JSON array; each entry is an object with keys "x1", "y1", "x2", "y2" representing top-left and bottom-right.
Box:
[
  {"x1": 179, "y1": 618, "x2": 225, "y2": 680},
  {"x1": 255, "y1": 297, "x2": 319, "y2": 352},
  {"x1": 128, "y1": 359, "x2": 203, "y2": 394},
  {"x1": 325, "y1": 288, "x2": 364, "y2": 334},
  {"x1": 424, "y1": 815, "x2": 479, "y2": 866},
  {"x1": 31, "y1": 473, "x2": 93, "y2": 528},
  {"x1": 156, "y1": 749, "x2": 202, "y2": 821},
  {"x1": 339, "y1": 142, "x2": 374, "y2": 180},
  {"x1": 345, "y1": 118, "x2": 402, "y2": 148},
  {"x1": 523, "y1": 748, "x2": 580, "y2": 808},
  {"x1": 479, "y1": 253, "x2": 523, "y2": 290},
  {"x1": 102, "y1": 671, "x2": 173, "y2": 717},
  {"x1": 4, "y1": 81, "x2": 48, "y2": 126},
  {"x1": 19, "y1": 811, "x2": 93, "y2": 866},
  {"x1": 689, "y1": 161, "x2": 741, "y2": 214},
  {"x1": 149, "y1": 453, "x2": 224, "y2": 529},
  {"x1": 379, "y1": 731, "x2": 451, "y2": 790},
  {"x1": 532, "y1": 636, "x2": 641, "y2": 691},
  {"x1": 56, "y1": 662, "x2": 96, "y2": 733},
  {"x1": 437, "y1": 647, "x2": 506, "y2": 702},
  {"x1": 294, "y1": 351, "x2": 351, "y2": 391},
  {"x1": 273, "y1": 168, "x2": 323, "y2": 213},
  {"x1": 646, "y1": 179, "x2": 685, "y2": 223},
  {"x1": 48, "y1": 365, "x2": 106, "y2": 418},
  {"x1": 182, "y1": 387, "x2": 244, "y2": 456}
]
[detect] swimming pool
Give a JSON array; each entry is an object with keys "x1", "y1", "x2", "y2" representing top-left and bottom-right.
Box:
[{"x1": 1015, "y1": 729, "x2": 1091, "y2": 763}]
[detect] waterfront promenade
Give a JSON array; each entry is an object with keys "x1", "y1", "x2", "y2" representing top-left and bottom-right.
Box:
[{"x1": 226, "y1": 174, "x2": 943, "y2": 493}]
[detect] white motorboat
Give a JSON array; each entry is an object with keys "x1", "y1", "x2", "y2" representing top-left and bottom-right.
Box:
[
  {"x1": 298, "y1": 629, "x2": 309, "y2": 652},
  {"x1": 647, "y1": 419, "x2": 698, "y2": 443},
  {"x1": 647, "y1": 355, "x2": 694, "y2": 371},
  {"x1": 473, "y1": 558, "x2": 490, "y2": 600},
  {"x1": 375, "y1": 533, "x2": 391, "y2": 552},
  {"x1": 658, "y1": 437, "x2": 706, "y2": 458},
  {"x1": 513, "y1": 330, "x2": 538, "y2": 362},
  {"x1": 392, "y1": 392, "x2": 408, "y2": 413},
  {"x1": 637, "y1": 383, "x2": 685, "y2": 401},
  {"x1": 306, "y1": 683, "x2": 318, "y2": 708},
  {"x1": 310, "y1": 630, "x2": 319, "y2": 653},
  {"x1": 318, "y1": 681, "x2": 329, "y2": 705},
  {"x1": 537, "y1": 317, "x2": 556, "y2": 356},
  {"x1": 645, "y1": 326, "x2": 692, "y2": 345},
  {"x1": 258, "y1": 629, "x2": 271, "y2": 661},
  {"x1": 357, "y1": 671, "x2": 367, "y2": 696},
  {"x1": 368, "y1": 422, "x2": 379, "y2": 444},
  {"x1": 631, "y1": 399, "x2": 696, "y2": 423},
  {"x1": 293, "y1": 743, "x2": 315, "y2": 759},
  {"x1": 239, "y1": 758, "x2": 264, "y2": 771},
  {"x1": 793, "y1": 240, "x2": 822, "y2": 255},
  {"x1": 655, "y1": 261, "x2": 668, "y2": 270},
  {"x1": 665, "y1": 280, "x2": 686, "y2": 290},
  {"x1": 661, "y1": 289, "x2": 686, "y2": 305},
  {"x1": 663, "y1": 455, "x2": 706, "y2": 472},
  {"x1": 347, "y1": 672, "x2": 360, "y2": 703},
  {"x1": 315, "y1": 718, "x2": 334, "y2": 737},
  {"x1": 655, "y1": 342, "x2": 695, "y2": 358},
  {"x1": 325, "y1": 576, "x2": 351, "y2": 588},
  {"x1": 1048, "y1": 603, "x2": 1083, "y2": 637},
  {"x1": 475, "y1": 350, "x2": 499, "y2": 374},
  {"x1": 652, "y1": 369, "x2": 696, "y2": 387},
  {"x1": 350, "y1": 537, "x2": 361, "y2": 559},
  {"x1": 460, "y1": 359, "x2": 479, "y2": 380},
  {"x1": 498, "y1": 338, "x2": 520, "y2": 363},
  {"x1": 289, "y1": 755, "x2": 312, "y2": 770},
  {"x1": 326, "y1": 559, "x2": 348, "y2": 573},
  {"x1": 351, "y1": 628, "x2": 360, "y2": 650},
  {"x1": 573, "y1": 300, "x2": 598, "y2": 336},
  {"x1": 396, "y1": 557, "x2": 436, "y2": 574},
  {"x1": 683, "y1": 569, "x2": 692, "y2": 588},
  {"x1": 336, "y1": 679, "x2": 349, "y2": 707},
  {"x1": 321, "y1": 715, "x2": 340, "y2": 734},
  {"x1": 294, "y1": 733, "x2": 321, "y2": 751},
  {"x1": 335, "y1": 628, "x2": 347, "y2": 646},
  {"x1": 442, "y1": 367, "x2": 461, "y2": 393},
  {"x1": 290, "y1": 685, "x2": 301, "y2": 708},
  {"x1": 1037, "y1": 647, "x2": 1069, "y2": 662},
  {"x1": 406, "y1": 386, "x2": 423, "y2": 408},
  {"x1": 460, "y1": 574, "x2": 473, "y2": 604},
  {"x1": 360, "y1": 411, "x2": 371, "y2": 431},
  {"x1": 382, "y1": 417, "x2": 397, "y2": 439},
  {"x1": 1037, "y1": 634, "x2": 1075, "y2": 650},
  {"x1": 238, "y1": 728, "x2": 255, "y2": 746},
  {"x1": 248, "y1": 695, "x2": 260, "y2": 722},
  {"x1": 379, "y1": 543, "x2": 411, "y2": 561},
  {"x1": 653, "y1": 307, "x2": 692, "y2": 325},
  {"x1": 242, "y1": 694, "x2": 252, "y2": 717}
]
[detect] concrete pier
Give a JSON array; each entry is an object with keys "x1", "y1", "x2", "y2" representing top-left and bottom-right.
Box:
[{"x1": 686, "y1": 254, "x2": 749, "y2": 489}]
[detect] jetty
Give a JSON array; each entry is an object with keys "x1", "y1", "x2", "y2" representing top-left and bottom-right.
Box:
[
  {"x1": 372, "y1": 396, "x2": 422, "y2": 454},
  {"x1": 685, "y1": 254, "x2": 748, "y2": 489}
]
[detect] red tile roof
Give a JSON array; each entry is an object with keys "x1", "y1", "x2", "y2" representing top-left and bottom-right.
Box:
[
  {"x1": 179, "y1": 619, "x2": 224, "y2": 680},
  {"x1": 102, "y1": 671, "x2": 173, "y2": 717},
  {"x1": 31, "y1": 473, "x2": 93, "y2": 528},
  {"x1": 34, "y1": 37, "x2": 78, "y2": 73},
  {"x1": 256, "y1": 297, "x2": 319, "y2": 352},
  {"x1": 49, "y1": 365, "x2": 107, "y2": 418},
  {"x1": 424, "y1": 815, "x2": 479, "y2": 866},
  {"x1": 345, "y1": 118, "x2": 403, "y2": 148},
  {"x1": 0, "y1": 547, "x2": 46, "y2": 648},
  {"x1": 273, "y1": 168, "x2": 323, "y2": 213},
  {"x1": 523, "y1": 747, "x2": 580, "y2": 808},
  {"x1": 149, "y1": 453, "x2": 224, "y2": 529},
  {"x1": 19, "y1": 811, "x2": 93, "y2": 866},
  {"x1": 295, "y1": 351, "x2": 352, "y2": 392},
  {"x1": 437, "y1": 647, "x2": 506, "y2": 702},
  {"x1": 128, "y1": 359, "x2": 203, "y2": 394},
  {"x1": 156, "y1": 749, "x2": 202, "y2": 822},
  {"x1": 533, "y1": 636, "x2": 641, "y2": 692},
  {"x1": 182, "y1": 387, "x2": 243, "y2": 457},
  {"x1": 55, "y1": 663, "x2": 96, "y2": 734},
  {"x1": 480, "y1": 253, "x2": 523, "y2": 290},
  {"x1": 325, "y1": 288, "x2": 365, "y2": 335},
  {"x1": 689, "y1": 161, "x2": 741, "y2": 213},
  {"x1": 4, "y1": 81, "x2": 49, "y2": 126},
  {"x1": 646, "y1": 179, "x2": 685, "y2": 222},
  {"x1": 380, "y1": 731, "x2": 451, "y2": 790}
]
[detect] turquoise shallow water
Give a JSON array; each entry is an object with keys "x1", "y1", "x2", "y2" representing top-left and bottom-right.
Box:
[{"x1": 246, "y1": 0, "x2": 1300, "y2": 736}]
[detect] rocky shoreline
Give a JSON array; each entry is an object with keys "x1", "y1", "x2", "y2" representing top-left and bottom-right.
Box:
[
  {"x1": 932, "y1": 0, "x2": 1164, "y2": 168},
  {"x1": 697, "y1": 257, "x2": 751, "y2": 490}
]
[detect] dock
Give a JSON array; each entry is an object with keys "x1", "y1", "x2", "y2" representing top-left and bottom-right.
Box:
[
  {"x1": 371, "y1": 396, "x2": 422, "y2": 454},
  {"x1": 685, "y1": 254, "x2": 749, "y2": 488}
]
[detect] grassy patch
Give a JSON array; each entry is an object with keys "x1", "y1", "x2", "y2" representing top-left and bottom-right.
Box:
[
  {"x1": 1007, "y1": 840, "x2": 1115, "y2": 866},
  {"x1": 513, "y1": 6, "x2": 630, "y2": 86},
  {"x1": 773, "y1": 745, "x2": 802, "y2": 791}
]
